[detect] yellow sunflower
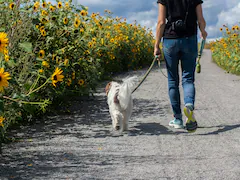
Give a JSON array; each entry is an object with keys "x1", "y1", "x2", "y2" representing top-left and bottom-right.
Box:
[
  {"x1": 63, "y1": 17, "x2": 68, "y2": 24},
  {"x1": 33, "y1": 1, "x2": 40, "y2": 11},
  {"x1": 78, "y1": 79, "x2": 85, "y2": 86},
  {"x1": 42, "y1": 2, "x2": 47, "y2": 8},
  {"x1": 33, "y1": 5, "x2": 38, "y2": 11},
  {"x1": 51, "y1": 67, "x2": 64, "y2": 87},
  {"x1": 64, "y1": 58, "x2": 69, "y2": 66},
  {"x1": 42, "y1": 60, "x2": 50, "y2": 68},
  {"x1": 9, "y1": 3, "x2": 15, "y2": 9},
  {"x1": 41, "y1": 30, "x2": 47, "y2": 36},
  {"x1": 84, "y1": 50, "x2": 90, "y2": 55},
  {"x1": 3, "y1": 48, "x2": 8, "y2": 56},
  {"x1": 91, "y1": 13, "x2": 96, "y2": 18},
  {"x1": 41, "y1": 18, "x2": 48, "y2": 24},
  {"x1": 80, "y1": 28, "x2": 84, "y2": 33},
  {"x1": 4, "y1": 55, "x2": 9, "y2": 62},
  {"x1": 74, "y1": 18, "x2": 81, "y2": 28},
  {"x1": 65, "y1": 2, "x2": 70, "y2": 8},
  {"x1": 72, "y1": 72, "x2": 75, "y2": 79},
  {"x1": 0, "y1": 68, "x2": 11, "y2": 92},
  {"x1": 52, "y1": 54, "x2": 56, "y2": 61},
  {"x1": 50, "y1": 5, "x2": 55, "y2": 11},
  {"x1": 41, "y1": 10, "x2": 48, "y2": 16},
  {"x1": 0, "y1": 32, "x2": 9, "y2": 53},
  {"x1": 39, "y1": 69, "x2": 44, "y2": 73},
  {"x1": 0, "y1": 116, "x2": 5, "y2": 127},
  {"x1": 88, "y1": 42, "x2": 93, "y2": 48},
  {"x1": 39, "y1": 26, "x2": 45, "y2": 32},
  {"x1": 67, "y1": 78, "x2": 72, "y2": 86},
  {"x1": 34, "y1": 1, "x2": 40, "y2": 7},
  {"x1": 58, "y1": 2, "x2": 62, "y2": 8},
  {"x1": 80, "y1": 10, "x2": 88, "y2": 16},
  {"x1": 110, "y1": 38, "x2": 114, "y2": 43},
  {"x1": 39, "y1": 50, "x2": 45, "y2": 58}
]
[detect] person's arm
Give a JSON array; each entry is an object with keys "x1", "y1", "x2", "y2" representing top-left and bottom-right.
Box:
[
  {"x1": 196, "y1": 4, "x2": 207, "y2": 39},
  {"x1": 154, "y1": 3, "x2": 166, "y2": 56}
]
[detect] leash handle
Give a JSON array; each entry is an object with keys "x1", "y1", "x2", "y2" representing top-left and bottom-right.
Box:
[
  {"x1": 198, "y1": 38, "x2": 205, "y2": 60},
  {"x1": 196, "y1": 38, "x2": 205, "y2": 73}
]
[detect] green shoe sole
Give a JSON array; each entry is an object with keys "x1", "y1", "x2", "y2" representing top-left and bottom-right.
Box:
[{"x1": 184, "y1": 107, "x2": 198, "y2": 133}]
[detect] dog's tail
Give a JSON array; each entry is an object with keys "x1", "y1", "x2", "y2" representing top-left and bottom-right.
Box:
[{"x1": 118, "y1": 76, "x2": 138, "y2": 110}]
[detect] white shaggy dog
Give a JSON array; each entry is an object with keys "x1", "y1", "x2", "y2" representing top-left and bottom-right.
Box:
[{"x1": 105, "y1": 76, "x2": 138, "y2": 132}]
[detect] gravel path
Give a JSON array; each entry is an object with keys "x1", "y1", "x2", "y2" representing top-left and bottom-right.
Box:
[{"x1": 1, "y1": 50, "x2": 240, "y2": 180}]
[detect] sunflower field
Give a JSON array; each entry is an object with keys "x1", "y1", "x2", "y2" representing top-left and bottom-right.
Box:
[
  {"x1": 0, "y1": 0, "x2": 155, "y2": 144},
  {"x1": 210, "y1": 24, "x2": 240, "y2": 74}
]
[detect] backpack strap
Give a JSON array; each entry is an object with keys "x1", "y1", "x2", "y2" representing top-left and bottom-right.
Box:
[{"x1": 183, "y1": 0, "x2": 190, "y2": 25}]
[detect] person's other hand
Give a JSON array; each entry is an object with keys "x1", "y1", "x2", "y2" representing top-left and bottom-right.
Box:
[{"x1": 201, "y1": 30, "x2": 208, "y2": 40}]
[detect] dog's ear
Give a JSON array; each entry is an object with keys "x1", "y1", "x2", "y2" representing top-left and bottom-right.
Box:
[{"x1": 105, "y1": 82, "x2": 112, "y2": 95}]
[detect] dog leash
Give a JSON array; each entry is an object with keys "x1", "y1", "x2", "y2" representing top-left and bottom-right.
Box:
[
  {"x1": 132, "y1": 39, "x2": 205, "y2": 94},
  {"x1": 196, "y1": 38, "x2": 205, "y2": 73},
  {"x1": 132, "y1": 55, "x2": 167, "y2": 94}
]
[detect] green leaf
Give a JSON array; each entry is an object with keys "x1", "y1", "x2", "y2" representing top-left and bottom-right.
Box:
[
  {"x1": 19, "y1": 42, "x2": 33, "y2": 53},
  {"x1": 32, "y1": 18, "x2": 40, "y2": 25}
]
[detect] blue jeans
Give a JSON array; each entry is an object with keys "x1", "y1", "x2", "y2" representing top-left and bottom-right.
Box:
[{"x1": 163, "y1": 35, "x2": 198, "y2": 119}]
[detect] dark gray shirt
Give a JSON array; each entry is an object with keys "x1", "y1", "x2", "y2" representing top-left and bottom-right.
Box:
[{"x1": 157, "y1": 0, "x2": 203, "y2": 38}]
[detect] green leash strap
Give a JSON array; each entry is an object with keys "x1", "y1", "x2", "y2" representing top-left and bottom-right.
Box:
[
  {"x1": 132, "y1": 56, "x2": 158, "y2": 94},
  {"x1": 196, "y1": 39, "x2": 205, "y2": 73}
]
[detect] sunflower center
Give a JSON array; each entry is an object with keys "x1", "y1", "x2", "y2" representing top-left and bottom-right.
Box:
[
  {"x1": 0, "y1": 40, "x2": 1, "y2": 45},
  {"x1": 53, "y1": 75, "x2": 57, "y2": 80},
  {"x1": 0, "y1": 76, "x2": 2, "y2": 82}
]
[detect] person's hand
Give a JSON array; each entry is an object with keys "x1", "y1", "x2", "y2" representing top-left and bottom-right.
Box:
[
  {"x1": 154, "y1": 45, "x2": 161, "y2": 61},
  {"x1": 201, "y1": 30, "x2": 208, "y2": 40}
]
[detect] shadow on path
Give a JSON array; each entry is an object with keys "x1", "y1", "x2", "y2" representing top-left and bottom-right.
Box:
[
  {"x1": 3, "y1": 94, "x2": 175, "y2": 143},
  {"x1": 129, "y1": 122, "x2": 187, "y2": 136},
  {"x1": 197, "y1": 124, "x2": 240, "y2": 135}
]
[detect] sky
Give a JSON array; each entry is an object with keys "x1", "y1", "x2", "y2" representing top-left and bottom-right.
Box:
[{"x1": 71, "y1": 0, "x2": 240, "y2": 41}]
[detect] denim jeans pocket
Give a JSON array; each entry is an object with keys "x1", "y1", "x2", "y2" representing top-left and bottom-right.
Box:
[
  {"x1": 182, "y1": 36, "x2": 198, "y2": 56},
  {"x1": 163, "y1": 39, "x2": 177, "y2": 54}
]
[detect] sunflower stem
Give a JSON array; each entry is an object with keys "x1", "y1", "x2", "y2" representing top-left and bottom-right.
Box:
[
  {"x1": 26, "y1": 78, "x2": 50, "y2": 96},
  {"x1": 3, "y1": 95, "x2": 46, "y2": 105},
  {"x1": 28, "y1": 75, "x2": 40, "y2": 95}
]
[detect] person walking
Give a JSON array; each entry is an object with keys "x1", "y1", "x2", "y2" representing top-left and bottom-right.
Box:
[{"x1": 154, "y1": 0, "x2": 207, "y2": 132}]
